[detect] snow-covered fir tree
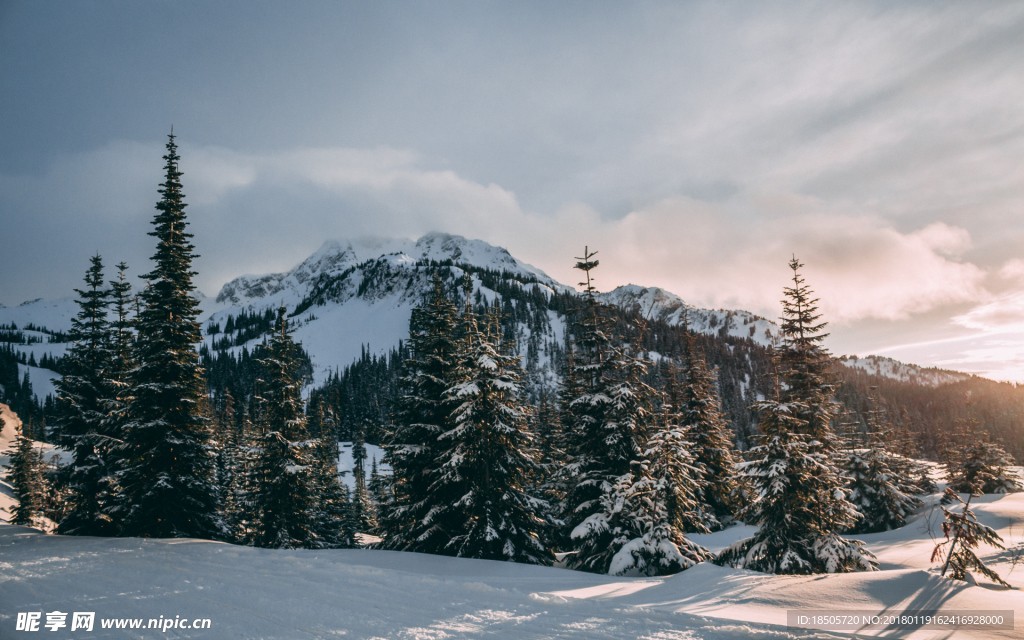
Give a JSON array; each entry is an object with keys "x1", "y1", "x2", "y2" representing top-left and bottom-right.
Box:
[
  {"x1": 678, "y1": 327, "x2": 742, "y2": 530},
  {"x1": 350, "y1": 420, "x2": 377, "y2": 535},
  {"x1": 115, "y1": 133, "x2": 224, "y2": 539},
  {"x1": 945, "y1": 418, "x2": 1022, "y2": 495},
  {"x1": 248, "y1": 307, "x2": 321, "y2": 549},
  {"x1": 382, "y1": 272, "x2": 461, "y2": 551},
  {"x1": 842, "y1": 392, "x2": 922, "y2": 534},
  {"x1": 368, "y1": 456, "x2": 390, "y2": 524},
  {"x1": 228, "y1": 404, "x2": 258, "y2": 542},
  {"x1": 717, "y1": 257, "x2": 876, "y2": 574},
  {"x1": 426, "y1": 302, "x2": 552, "y2": 564},
  {"x1": 103, "y1": 261, "x2": 134, "y2": 432},
  {"x1": 557, "y1": 248, "x2": 656, "y2": 574},
  {"x1": 932, "y1": 488, "x2": 1009, "y2": 587},
  {"x1": 650, "y1": 363, "x2": 711, "y2": 535},
  {"x1": 309, "y1": 432, "x2": 353, "y2": 548},
  {"x1": 213, "y1": 388, "x2": 243, "y2": 536},
  {"x1": 4, "y1": 422, "x2": 48, "y2": 527},
  {"x1": 605, "y1": 379, "x2": 712, "y2": 576},
  {"x1": 843, "y1": 440, "x2": 921, "y2": 534},
  {"x1": 56, "y1": 254, "x2": 118, "y2": 536}
]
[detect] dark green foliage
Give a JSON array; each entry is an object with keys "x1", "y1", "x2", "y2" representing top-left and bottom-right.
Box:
[
  {"x1": 945, "y1": 418, "x2": 1022, "y2": 495},
  {"x1": 247, "y1": 307, "x2": 320, "y2": 549},
  {"x1": 116, "y1": 134, "x2": 224, "y2": 539},
  {"x1": 844, "y1": 444, "x2": 922, "y2": 534},
  {"x1": 606, "y1": 376, "x2": 713, "y2": 576},
  {"x1": 4, "y1": 421, "x2": 47, "y2": 527},
  {"x1": 717, "y1": 258, "x2": 875, "y2": 574},
  {"x1": 843, "y1": 393, "x2": 922, "y2": 534},
  {"x1": 56, "y1": 255, "x2": 118, "y2": 536},
  {"x1": 429, "y1": 306, "x2": 552, "y2": 564},
  {"x1": 557, "y1": 249, "x2": 654, "y2": 573},
  {"x1": 932, "y1": 489, "x2": 1009, "y2": 587},
  {"x1": 381, "y1": 272, "x2": 461, "y2": 551},
  {"x1": 678, "y1": 329, "x2": 743, "y2": 530}
]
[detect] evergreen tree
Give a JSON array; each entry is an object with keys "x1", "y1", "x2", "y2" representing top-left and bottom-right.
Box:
[
  {"x1": 214, "y1": 388, "x2": 243, "y2": 537},
  {"x1": 428, "y1": 306, "x2": 552, "y2": 564},
  {"x1": 248, "y1": 307, "x2": 319, "y2": 548},
  {"x1": 116, "y1": 133, "x2": 224, "y2": 539},
  {"x1": 843, "y1": 392, "x2": 922, "y2": 533},
  {"x1": 558, "y1": 248, "x2": 654, "y2": 573},
  {"x1": 932, "y1": 488, "x2": 1009, "y2": 587},
  {"x1": 56, "y1": 254, "x2": 117, "y2": 536},
  {"x1": 368, "y1": 455, "x2": 390, "y2": 529},
  {"x1": 309, "y1": 432, "x2": 353, "y2": 548},
  {"x1": 649, "y1": 365, "x2": 710, "y2": 535},
  {"x1": 230, "y1": 404, "x2": 258, "y2": 542},
  {"x1": 679, "y1": 327, "x2": 742, "y2": 530},
  {"x1": 382, "y1": 272, "x2": 460, "y2": 551},
  {"x1": 717, "y1": 258, "x2": 875, "y2": 574},
  {"x1": 4, "y1": 422, "x2": 47, "y2": 527},
  {"x1": 104, "y1": 261, "x2": 135, "y2": 434},
  {"x1": 607, "y1": 382, "x2": 712, "y2": 576},
  {"x1": 843, "y1": 439, "x2": 921, "y2": 534},
  {"x1": 946, "y1": 418, "x2": 1022, "y2": 495},
  {"x1": 350, "y1": 420, "x2": 376, "y2": 533}
]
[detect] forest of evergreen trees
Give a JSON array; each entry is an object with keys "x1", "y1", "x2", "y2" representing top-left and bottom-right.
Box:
[{"x1": 2, "y1": 133, "x2": 1021, "y2": 582}]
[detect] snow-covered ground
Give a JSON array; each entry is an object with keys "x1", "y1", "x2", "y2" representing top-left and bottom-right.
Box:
[
  {"x1": 1, "y1": 499, "x2": 1021, "y2": 640},
  {"x1": 2, "y1": 411, "x2": 1022, "y2": 639}
]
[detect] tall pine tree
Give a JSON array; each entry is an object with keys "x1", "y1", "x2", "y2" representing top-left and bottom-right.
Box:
[
  {"x1": 717, "y1": 257, "x2": 875, "y2": 574},
  {"x1": 4, "y1": 422, "x2": 47, "y2": 528},
  {"x1": 679, "y1": 326, "x2": 742, "y2": 530},
  {"x1": 116, "y1": 133, "x2": 224, "y2": 539},
  {"x1": 558, "y1": 248, "x2": 654, "y2": 573},
  {"x1": 248, "y1": 307, "x2": 321, "y2": 548},
  {"x1": 382, "y1": 272, "x2": 461, "y2": 551},
  {"x1": 429, "y1": 304, "x2": 552, "y2": 564},
  {"x1": 56, "y1": 254, "x2": 117, "y2": 536}
]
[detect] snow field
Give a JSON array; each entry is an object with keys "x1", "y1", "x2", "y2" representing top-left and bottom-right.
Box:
[
  {"x1": 2, "y1": 402, "x2": 1023, "y2": 638},
  {"x1": 2, "y1": 514, "x2": 1021, "y2": 639}
]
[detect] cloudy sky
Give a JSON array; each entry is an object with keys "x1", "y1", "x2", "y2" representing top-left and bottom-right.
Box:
[{"x1": 3, "y1": 1, "x2": 1024, "y2": 380}]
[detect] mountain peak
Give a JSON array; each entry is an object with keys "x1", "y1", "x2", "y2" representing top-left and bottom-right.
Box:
[
  {"x1": 213, "y1": 233, "x2": 560, "y2": 308},
  {"x1": 597, "y1": 284, "x2": 780, "y2": 347}
]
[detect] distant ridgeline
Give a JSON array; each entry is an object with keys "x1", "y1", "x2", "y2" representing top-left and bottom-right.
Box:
[
  {"x1": 3, "y1": 250, "x2": 1024, "y2": 462},
  {"x1": 193, "y1": 258, "x2": 1024, "y2": 461}
]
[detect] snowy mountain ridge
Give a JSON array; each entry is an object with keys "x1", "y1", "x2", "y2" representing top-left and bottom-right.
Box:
[
  {"x1": 0, "y1": 232, "x2": 973, "y2": 391},
  {"x1": 213, "y1": 232, "x2": 564, "y2": 309},
  {"x1": 596, "y1": 284, "x2": 781, "y2": 348},
  {"x1": 837, "y1": 354, "x2": 971, "y2": 387}
]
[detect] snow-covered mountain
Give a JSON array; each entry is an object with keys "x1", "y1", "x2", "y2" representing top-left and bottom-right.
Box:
[
  {"x1": 1, "y1": 232, "x2": 973, "y2": 392},
  {"x1": 596, "y1": 284, "x2": 781, "y2": 348},
  {"x1": 837, "y1": 355, "x2": 971, "y2": 387},
  {"x1": 212, "y1": 232, "x2": 564, "y2": 309},
  {"x1": 200, "y1": 233, "x2": 570, "y2": 387}
]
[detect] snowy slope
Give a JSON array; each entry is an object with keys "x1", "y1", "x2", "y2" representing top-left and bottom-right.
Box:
[
  {"x1": 336, "y1": 441, "x2": 389, "y2": 491},
  {"x1": 200, "y1": 233, "x2": 569, "y2": 388},
  {"x1": 15, "y1": 364, "x2": 60, "y2": 402},
  {"x1": 837, "y1": 355, "x2": 970, "y2": 387},
  {"x1": 597, "y1": 284, "x2": 781, "y2": 347},
  {"x1": 0, "y1": 298, "x2": 76, "y2": 334},
  {"x1": 2, "y1": 491, "x2": 1022, "y2": 638}
]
